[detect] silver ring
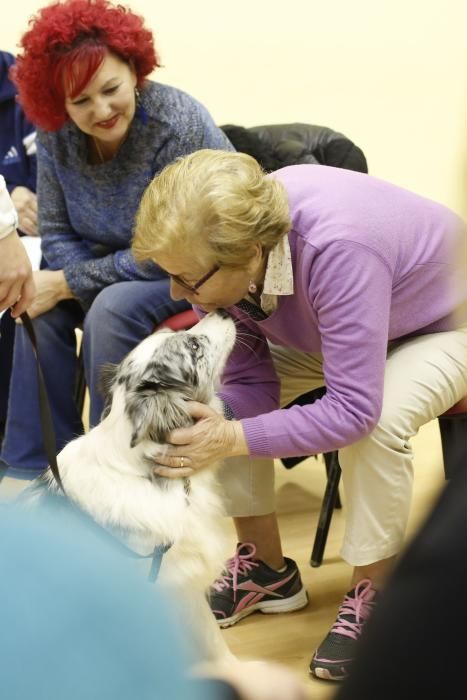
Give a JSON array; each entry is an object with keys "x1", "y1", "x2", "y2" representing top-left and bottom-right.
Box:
[{"x1": 180, "y1": 456, "x2": 184, "y2": 468}]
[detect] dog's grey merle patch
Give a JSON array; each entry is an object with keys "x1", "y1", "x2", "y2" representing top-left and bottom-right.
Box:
[{"x1": 105, "y1": 320, "x2": 231, "y2": 448}]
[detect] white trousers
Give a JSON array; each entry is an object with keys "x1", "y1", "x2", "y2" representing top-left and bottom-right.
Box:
[{"x1": 217, "y1": 327, "x2": 467, "y2": 566}]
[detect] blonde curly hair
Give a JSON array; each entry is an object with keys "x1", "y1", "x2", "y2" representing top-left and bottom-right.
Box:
[{"x1": 132, "y1": 149, "x2": 291, "y2": 269}]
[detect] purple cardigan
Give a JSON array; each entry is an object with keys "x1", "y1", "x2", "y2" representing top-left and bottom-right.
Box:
[{"x1": 215, "y1": 165, "x2": 466, "y2": 459}]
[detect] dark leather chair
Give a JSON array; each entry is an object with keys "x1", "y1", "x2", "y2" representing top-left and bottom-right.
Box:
[
  {"x1": 309, "y1": 396, "x2": 467, "y2": 567},
  {"x1": 220, "y1": 122, "x2": 367, "y2": 174},
  {"x1": 438, "y1": 398, "x2": 467, "y2": 479}
]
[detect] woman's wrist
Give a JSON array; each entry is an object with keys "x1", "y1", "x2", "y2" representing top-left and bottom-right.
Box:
[
  {"x1": 228, "y1": 420, "x2": 250, "y2": 457},
  {"x1": 55, "y1": 270, "x2": 74, "y2": 300}
]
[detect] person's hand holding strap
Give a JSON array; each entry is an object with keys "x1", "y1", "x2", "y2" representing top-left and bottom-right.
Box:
[
  {"x1": 0, "y1": 231, "x2": 35, "y2": 317},
  {"x1": 0, "y1": 176, "x2": 35, "y2": 315}
]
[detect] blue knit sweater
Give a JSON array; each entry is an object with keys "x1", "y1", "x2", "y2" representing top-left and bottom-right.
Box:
[{"x1": 37, "y1": 81, "x2": 233, "y2": 308}]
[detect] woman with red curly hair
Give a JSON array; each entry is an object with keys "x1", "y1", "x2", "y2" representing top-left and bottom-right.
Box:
[{"x1": 0, "y1": 0, "x2": 233, "y2": 478}]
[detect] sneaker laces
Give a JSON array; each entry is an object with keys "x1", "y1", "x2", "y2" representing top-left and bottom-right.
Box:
[
  {"x1": 330, "y1": 578, "x2": 376, "y2": 640},
  {"x1": 212, "y1": 542, "x2": 259, "y2": 600}
]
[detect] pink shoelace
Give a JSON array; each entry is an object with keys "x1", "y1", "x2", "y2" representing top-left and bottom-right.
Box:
[
  {"x1": 212, "y1": 542, "x2": 259, "y2": 601},
  {"x1": 331, "y1": 578, "x2": 377, "y2": 640}
]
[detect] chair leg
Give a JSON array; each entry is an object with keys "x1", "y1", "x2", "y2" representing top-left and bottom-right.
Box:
[
  {"x1": 323, "y1": 450, "x2": 342, "y2": 509},
  {"x1": 438, "y1": 415, "x2": 467, "y2": 480},
  {"x1": 74, "y1": 345, "x2": 87, "y2": 418},
  {"x1": 310, "y1": 451, "x2": 342, "y2": 568}
]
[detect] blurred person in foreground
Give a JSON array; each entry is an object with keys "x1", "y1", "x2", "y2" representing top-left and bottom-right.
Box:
[
  {"x1": 333, "y1": 436, "x2": 467, "y2": 699},
  {"x1": 0, "y1": 501, "x2": 308, "y2": 700}
]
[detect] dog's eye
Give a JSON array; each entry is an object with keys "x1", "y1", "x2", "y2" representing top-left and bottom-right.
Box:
[{"x1": 189, "y1": 339, "x2": 200, "y2": 353}]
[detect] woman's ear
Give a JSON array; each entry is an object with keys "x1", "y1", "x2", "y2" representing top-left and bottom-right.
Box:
[
  {"x1": 248, "y1": 243, "x2": 264, "y2": 276},
  {"x1": 128, "y1": 59, "x2": 137, "y2": 87}
]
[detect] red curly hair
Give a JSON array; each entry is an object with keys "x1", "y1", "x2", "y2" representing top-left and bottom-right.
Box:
[{"x1": 12, "y1": 0, "x2": 159, "y2": 131}]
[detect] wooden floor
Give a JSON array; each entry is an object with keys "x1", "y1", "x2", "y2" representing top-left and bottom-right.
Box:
[{"x1": 0, "y1": 419, "x2": 445, "y2": 699}]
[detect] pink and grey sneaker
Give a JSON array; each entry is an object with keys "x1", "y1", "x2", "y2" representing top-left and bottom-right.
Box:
[
  {"x1": 209, "y1": 542, "x2": 308, "y2": 628},
  {"x1": 310, "y1": 578, "x2": 377, "y2": 681}
]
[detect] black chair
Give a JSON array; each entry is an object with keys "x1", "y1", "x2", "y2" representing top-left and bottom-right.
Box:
[
  {"x1": 220, "y1": 122, "x2": 367, "y2": 174},
  {"x1": 75, "y1": 345, "x2": 87, "y2": 419},
  {"x1": 302, "y1": 396, "x2": 467, "y2": 568},
  {"x1": 438, "y1": 399, "x2": 467, "y2": 479},
  {"x1": 282, "y1": 387, "x2": 342, "y2": 568}
]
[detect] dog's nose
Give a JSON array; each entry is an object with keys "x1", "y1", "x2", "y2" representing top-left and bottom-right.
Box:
[{"x1": 215, "y1": 309, "x2": 230, "y2": 319}]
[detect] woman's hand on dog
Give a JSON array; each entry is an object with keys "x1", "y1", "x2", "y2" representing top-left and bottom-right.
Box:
[{"x1": 153, "y1": 401, "x2": 249, "y2": 478}]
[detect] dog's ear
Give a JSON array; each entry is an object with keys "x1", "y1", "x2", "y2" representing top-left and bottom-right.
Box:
[
  {"x1": 98, "y1": 362, "x2": 119, "y2": 402},
  {"x1": 127, "y1": 380, "x2": 193, "y2": 448}
]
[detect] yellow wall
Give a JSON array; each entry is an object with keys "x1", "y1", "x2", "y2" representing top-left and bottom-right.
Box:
[{"x1": 2, "y1": 0, "x2": 466, "y2": 212}]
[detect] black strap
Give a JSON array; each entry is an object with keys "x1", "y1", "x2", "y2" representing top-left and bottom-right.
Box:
[{"x1": 20, "y1": 311, "x2": 66, "y2": 494}]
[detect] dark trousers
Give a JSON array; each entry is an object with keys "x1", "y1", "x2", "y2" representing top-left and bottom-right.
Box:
[{"x1": 0, "y1": 313, "x2": 15, "y2": 437}]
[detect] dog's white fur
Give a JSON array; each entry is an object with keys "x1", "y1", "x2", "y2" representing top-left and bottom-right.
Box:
[{"x1": 26, "y1": 311, "x2": 236, "y2": 662}]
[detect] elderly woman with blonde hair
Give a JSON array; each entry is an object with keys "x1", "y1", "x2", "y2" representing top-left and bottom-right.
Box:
[{"x1": 133, "y1": 149, "x2": 467, "y2": 682}]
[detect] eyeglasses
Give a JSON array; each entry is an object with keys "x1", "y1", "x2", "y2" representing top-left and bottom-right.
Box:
[{"x1": 168, "y1": 265, "x2": 220, "y2": 295}]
